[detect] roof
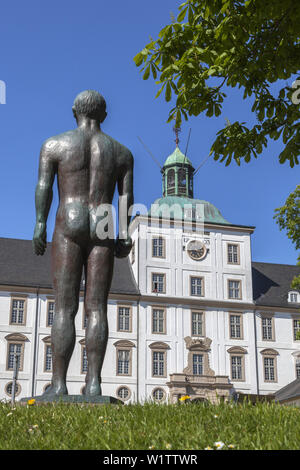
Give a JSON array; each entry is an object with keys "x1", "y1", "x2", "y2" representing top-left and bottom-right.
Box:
[
  {"x1": 275, "y1": 378, "x2": 300, "y2": 402},
  {"x1": 252, "y1": 261, "x2": 300, "y2": 309},
  {"x1": 0, "y1": 237, "x2": 140, "y2": 296},
  {"x1": 149, "y1": 196, "x2": 232, "y2": 225},
  {"x1": 163, "y1": 146, "x2": 193, "y2": 168},
  {"x1": 0, "y1": 238, "x2": 299, "y2": 309}
]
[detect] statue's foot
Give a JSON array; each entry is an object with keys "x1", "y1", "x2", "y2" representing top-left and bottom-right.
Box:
[
  {"x1": 42, "y1": 383, "x2": 68, "y2": 397},
  {"x1": 85, "y1": 380, "x2": 102, "y2": 396}
]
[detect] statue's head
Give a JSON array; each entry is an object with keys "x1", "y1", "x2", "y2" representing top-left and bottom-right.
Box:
[{"x1": 72, "y1": 90, "x2": 107, "y2": 123}]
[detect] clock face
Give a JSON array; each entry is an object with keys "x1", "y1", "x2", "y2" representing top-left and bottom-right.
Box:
[{"x1": 187, "y1": 240, "x2": 207, "y2": 261}]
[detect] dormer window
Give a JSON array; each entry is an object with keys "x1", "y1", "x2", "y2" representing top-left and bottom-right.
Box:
[{"x1": 289, "y1": 291, "x2": 299, "y2": 303}]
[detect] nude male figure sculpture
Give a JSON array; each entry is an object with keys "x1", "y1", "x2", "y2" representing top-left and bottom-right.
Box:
[{"x1": 33, "y1": 90, "x2": 133, "y2": 396}]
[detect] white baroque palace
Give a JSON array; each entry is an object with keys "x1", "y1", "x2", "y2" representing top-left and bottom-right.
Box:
[{"x1": 1, "y1": 145, "x2": 300, "y2": 403}]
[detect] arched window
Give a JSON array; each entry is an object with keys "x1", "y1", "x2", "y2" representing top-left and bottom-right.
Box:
[
  {"x1": 178, "y1": 168, "x2": 186, "y2": 194},
  {"x1": 167, "y1": 169, "x2": 175, "y2": 195}
]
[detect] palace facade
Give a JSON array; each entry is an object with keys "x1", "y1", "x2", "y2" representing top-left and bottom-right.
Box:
[{"x1": 1, "y1": 145, "x2": 299, "y2": 403}]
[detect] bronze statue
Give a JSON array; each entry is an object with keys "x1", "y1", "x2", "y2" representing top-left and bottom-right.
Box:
[{"x1": 33, "y1": 90, "x2": 134, "y2": 397}]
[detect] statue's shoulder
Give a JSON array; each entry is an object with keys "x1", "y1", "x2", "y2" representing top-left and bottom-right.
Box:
[
  {"x1": 102, "y1": 132, "x2": 133, "y2": 165},
  {"x1": 41, "y1": 130, "x2": 79, "y2": 156}
]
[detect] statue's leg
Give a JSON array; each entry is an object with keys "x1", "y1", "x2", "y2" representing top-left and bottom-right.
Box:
[
  {"x1": 43, "y1": 230, "x2": 83, "y2": 396},
  {"x1": 84, "y1": 241, "x2": 114, "y2": 396}
]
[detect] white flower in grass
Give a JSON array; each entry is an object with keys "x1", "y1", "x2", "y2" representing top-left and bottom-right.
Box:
[
  {"x1": 204, "y1": 446, "x2": 213, "y2": 450},
  {"x1": 214, "y1": 441, "x2": 225, "y2": 450}
]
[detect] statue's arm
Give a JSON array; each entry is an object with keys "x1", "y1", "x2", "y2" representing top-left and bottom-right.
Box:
[
  {"x1": 33, "y1": 142, "x2": 57, "y2": 255},
  {"x1": 115, "y1": 150, "x2": 134, "y2": 258}
]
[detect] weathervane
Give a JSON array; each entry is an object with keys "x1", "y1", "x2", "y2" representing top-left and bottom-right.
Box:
[{"x1": 173, "y1": 125, "x2": 181, "y2": 147}]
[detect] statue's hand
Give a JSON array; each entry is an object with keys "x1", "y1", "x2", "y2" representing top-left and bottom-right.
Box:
[
  {"x1": 33, "y1": 222, "x2": 47, "y2": 256},
  {"x1": 115, "y1": 235, "x2": 132, "y2": 258}
]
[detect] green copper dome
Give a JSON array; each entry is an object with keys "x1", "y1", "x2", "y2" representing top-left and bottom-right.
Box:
[
  {"x1": 149, "y1": 196, "x2": 231, "y2": 225},
  {"x1": 163, "y1": 146, "x2": 193, "y2": 168},
  {"x1": 153, "y1": 141, "x2": 231, "y2": 225}
]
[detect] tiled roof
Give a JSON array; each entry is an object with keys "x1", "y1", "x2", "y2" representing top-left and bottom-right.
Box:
[
  {"x1": 252, "y1": 261, "x2": 300, "y2": 309},
  {"x1": 0, "y1": 237, "x2": 139, "y2": 295},
  {"x1": 0, "y1": 238, "x2": 299, "y2": 309},
  {"x1": 275, "y1": 377, "x2": 300, "y2": 402}
]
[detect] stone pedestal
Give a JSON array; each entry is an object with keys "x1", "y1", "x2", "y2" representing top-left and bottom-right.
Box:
[{"x1": 19, "y1": 395, "x2": 123, "y2": 405}]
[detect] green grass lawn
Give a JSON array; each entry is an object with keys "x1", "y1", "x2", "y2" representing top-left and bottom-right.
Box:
[{"x1": 0, "y1": 400, "x2": 299, "y2": 450}]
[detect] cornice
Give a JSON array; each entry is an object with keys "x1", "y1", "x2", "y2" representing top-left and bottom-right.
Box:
[{"x1": 140, "y1": 294, "x2": 255, "y2": 310}]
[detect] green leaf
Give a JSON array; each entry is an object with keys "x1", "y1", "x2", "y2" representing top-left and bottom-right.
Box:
[
  {"x1": 143, "y1": 65, "x2": 150, "y2": 80},
  {"x1": 221, "y1": 1, "x2": 230, "y2": 14},
  {"x1": 165, "y1": 82, "x2": 172, "y2": 102},
  {"x1": 151, "y1": 64, "x2": 157, "y2": 79},
  {"x1": 134, "y1": 52, "x2": 144, "y2": 66},
  {"x1": 155, "y1": 83, "x2": 166, "y2": 98},
  {"x1": 177, "y1": 6, "x2": 188, "y2": 22},
  {"x1": 175, "y1": 109, "x2": 182, "y2": 127}
]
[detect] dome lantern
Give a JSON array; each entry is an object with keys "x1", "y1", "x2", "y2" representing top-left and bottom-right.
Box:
[{"x1": 162, "y1": 146, "x2": 195, "y2": 198}]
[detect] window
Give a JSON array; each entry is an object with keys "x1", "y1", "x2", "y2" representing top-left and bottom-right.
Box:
[
  {"x1": 178, "y1": 168, "x2": 187, "y2": 195},
  {"x1": 296, "y1": 358, "x2": 300, "y2": 379},
  {"x1": 190, "y1": 277, "x2": 204, "y2": 297},
  {"x1": 293, "y1": 319, "x2": 300, "y2": 341},
  {"x1": 289, "y1": 292, "x2": 299, "y2": 303},
  {"x1": 43, "y1": 383, "x2": 52, "y2": 394},
  {"x1": 260, "y1": 349, "x2": 278, "y2": 382},
  {"x1": 228, "y1": 346, "x2": 247, "y2": 382},
  {"x1": 114, "y1": 340, "x2": 134, "y2": 377},
  {"x1": 131, "y1": 241, "x2": 135, "y2": 264},
  {"x1": 192, "y1": 354, "x2": 203, "y2": 375},
  {"x1": 45, "y1": 345, "x2": 52, "y2": 372},
  {"x1": 152, "y1": 237, "x2": 165, "y2": 258},
  {"x1": 152, "y1": 273, "x2": 165, "y2": 293},
  {"x1": 10, "y1": 298, "x2": 26, "y2": 325},
  {"x1": 167, "y1": 169, "x2": 175, "y2": 194},
  {"x1": 117, "y1": 386, "x2": 131, "y2": 401},
  {"x1": 152, "y1": 351, "x2": 165, "y2": 377},
  {"x1": 231, "y1": 356, "x2": 243, "y2": 380},
  {"x1": 150, "y1": 342, "x2": 169, "y2": 378},
  {"x1": 118, "y1": 306, "x2": 131, "y2": 332},
  {"x1": 7, "y1": 343, "x2": 22, "y2": 370},
  {"x1": 5, "y1": 333, "x2": 27, "y2": 371},
  {"x1": 227, "y1": 244, "x2": 239, "y2": 264},
  {"x1": 264, "y1": 357, "x2": 275, "y2": 382},
  {"x1": 152, "y1": 388, "x2": 165, "y2": 402},
  {"x1": 47, "y1": 301, "x2": 55, "y2": 327},
  {"x1": 83, "y1": 311, "x2": 88, "y2": 329},
  {"x1": 5, "y1": 381, "x2": 21, "y2": 397},
  {"x1": 228, "y1": 280, "x2": 241, "y2": 299},
  {"x1": 82, "y1": 346, "x2": 88, "y2": 373},
  {"x1": 117, "y1": 350, "x2": 130, "y2": 375},
  {"x1": 152, "y1": 308, "x2": 165, "y2": 334},
  {"x1": 262, "y1": 316, "x2": 274, "y2": 341},
  {"x1": 229, "y1": 314, "x2": 243, "y2": 339},
  {"x1": 191, "y1": 311, "x2": 204, "y2": 336}
]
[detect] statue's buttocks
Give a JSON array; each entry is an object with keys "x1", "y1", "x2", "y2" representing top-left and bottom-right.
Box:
[{"x1": 59, "y1": 200, "x2": 90, "y2": 240}]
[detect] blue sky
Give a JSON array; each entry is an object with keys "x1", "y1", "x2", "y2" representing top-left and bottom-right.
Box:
[{"x1": 0, "y1": 0, "x2": 298, "y2": 265}]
